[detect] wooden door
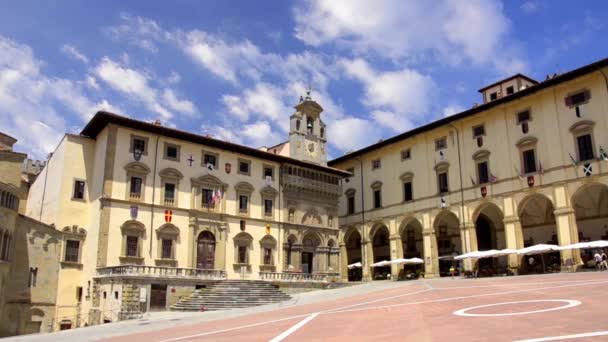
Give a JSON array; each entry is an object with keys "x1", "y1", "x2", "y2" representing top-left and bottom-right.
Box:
[
  {"x1": 197, "y1": 231, "x2": 216, "y2": 269},
  {"x1": 150, "y1": 284, "x2": 167, "y2": 310}
]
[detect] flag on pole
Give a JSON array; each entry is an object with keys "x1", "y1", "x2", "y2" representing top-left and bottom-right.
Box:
[
  {"x1": 489, "y1": 173, "x2": 497, "y2": 183},
  {"x1": 569, "y1": 153, "x2": 578, "y2": 167},
  {"x1": 600, "y1": 146, "x2": 608, "y2": 161},
  {"x1": 470, "y1": 176, "x2": 476, "y2": 186}
]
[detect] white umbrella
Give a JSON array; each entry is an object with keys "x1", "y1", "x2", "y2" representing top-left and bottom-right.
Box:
[
  {"x1": 390, "y1": 257, "x2": 424, "y2": 265},
  {"x1": 455, "y1": 250, "x2": 499, "y2": 260},
  {"x1": 370, "y1": 260, "x2": 391, "y2": 267},
  {"x1": 589, "y1": 240, "x2": 608, "y2": 248},
  {"x1": 558, "y1": 241, "x2": 594, "y2": 251},
  {"x1": 495, "y1": 248, "x2": 518, "y2": 256},
  {"x1": 347, "y1": 262, "x2": 362, "y2": 269},
  {"x1": 407, "y1": 257, "x2": 424, "y2": 264},
  {"x1": 517, "y1": 244, "x2": 561, "y2": 256}
]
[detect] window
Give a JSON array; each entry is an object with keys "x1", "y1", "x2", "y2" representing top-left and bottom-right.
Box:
[
  {"x1": 347, "y1": 196, "x2": 355, "y2": 215},
  {"x1": 126, "y1": 236, "x2": 138, "y2": 257},
  {"x1": 490, "y1": 92, "x2": 498, "y2": 101},
  {"x1": 522, "y1": 149, "x2": 537, "y2": 174},
  {"x1": 263, "y1": 166, "x2": 274, "y2": 179},
  {"x1": 401, "y1": 149, "x2": 411, "y2": 161},
  {"x1": 103, "y1": 292, "x2": 107, "y2": 299},
  {"x1": 130, "y1": 176, "x2": 143, "y2": 199},
  {"x1": 371, "y1": 159, "x2": 381, "y2": 170},
  {"x1": 203, "y1": 153, "x2": 217, "y2": 168},
  {"x1": 264, "y1": 199, "x2": 273, "y2": 216},
  {"x1": 76, "y1": 287, "x2": 83, "y2": 302},
  {"x1": 238, "y1": 160, "x2": 250, "y2": 175},
  {"x1": 161, "y1": 239, "x2": 173, "y2": 259},
  {"x1": 517, "y1": 110, "x2": 531, "y2": 124},
  {"x1": 472, "y1": 125, "x2": 485, "y2": 138},
  {"x1": 577, "y1": 134, "x2": 594, "y2": 161},
  {"x1": 403, "y1": 182, "x2": 413, "y2": 202},
  {"x1": 28, "y1": 267, "x2": 38, "y2": 287},
  {"x1": 132, "y1": 138, "x2": 146, "y2": 155},
  {"x1": 307, "y1": 116, "x2": 314, "y2": 134},
  {"x1": 65, "y1": 240, "x2": 80, "y2": 262},
  {"x1": 263, "y1": 247, "x2": 272, "y2": 265},
  {"x1": 506, "y1": 86, "x2": 514, "y2": 95},
  {"x1": 238, "y1": 246, "x2": 247, "y2": 263},
  {"x1": 320, "y1": 127, "x2": 325, "y2": 138},
  {"x1": 373, "y1": 189, "x2": 382, "y2": 209},
  {"x1": 239, "y1": 195, "x2": 249, "y2": 213},
  {"x1": 438, "y1": 172, "x2": 449, "y2": 194},
  {"x1": 73, "y1": 180, "x2": 85, "y2": 200},
  {"x1": 114, "y1": 291, "x2": 119, "y2": 300},
  {"x1": 202, "y1": 188, "x2": 214, "y2": 207},
  {"x1": 477, "y1": 161, "x2": 489, "y2": 184},
  {"x1": 328, "y1": 216, "x2": 334, "y2": 227},
  {"x1": 435, "y1": 137, "x2": 447, "y2": 151},
  {"x1": 164, "y1": 143, "x2": 180, "y2": 161},
  {"x1": 164, "y1": 183, "x2": 175, "y2": 205},
  {"x1": 566, "y1": 90, "x2": 591, "y2": 118},
  {"x1": 296, "y1": 120, "x2": 301, "y2": 131}
]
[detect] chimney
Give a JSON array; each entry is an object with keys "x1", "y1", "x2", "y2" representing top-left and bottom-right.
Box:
[{"x1": 153, "y1": 120, "x2": 162, "y2": 126}]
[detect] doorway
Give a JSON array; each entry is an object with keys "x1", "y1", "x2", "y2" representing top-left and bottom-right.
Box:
[
  {"x1": 302, "y1": 252, "x2": 313, "y2": 273},
  {"x1": 150, "y1": 284, "x2": 167, "y2": 311},
  {"x1": 196, "y1": 231, "x2": 216, "y2": 269}
]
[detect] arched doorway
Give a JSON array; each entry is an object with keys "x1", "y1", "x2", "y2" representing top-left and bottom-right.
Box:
[
  {"x1": 572, "y1": 183, "x2": 608, "y2": 266},
  {"x1": 434, "y1": 211, "x2": 461, "y2": 277},
  {"x1": 196, "y1": 231, "x2": 216, "y2": 269},
  {"x1": 301, "y1": 232, "x2": 321, "y2": 274},
  {"x1": 474, "y1": 203, "x2": 506, "y2": 270},
  {"x1": 371, "y1": 225, "x2": 390, "y2": 280},
  {"x1": 345, "y1": 229, "x2": 362, "y2": 281},
  {"x1": 518, "y1": 194, "x2": 558, "y2": 273},
  {"x1": 400, "y1": 219, "x2": 424, "y2": 278}
]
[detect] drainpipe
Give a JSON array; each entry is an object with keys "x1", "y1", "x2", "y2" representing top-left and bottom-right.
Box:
[{"x1": 149, "y1": 136, "x2": 160, "y2": 258}]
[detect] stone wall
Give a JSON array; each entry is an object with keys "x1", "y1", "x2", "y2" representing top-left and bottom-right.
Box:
[{"x1": 118, "y1": 283, "x2": 142, "y2": 320}]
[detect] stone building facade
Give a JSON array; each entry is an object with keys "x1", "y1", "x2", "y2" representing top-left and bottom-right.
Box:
[
  {"x1": 24, "y1": 96, "x2": 347, "y2": 327},
  {"x1": 330, "y1": 57, "x2": 608, "y2": 281}
]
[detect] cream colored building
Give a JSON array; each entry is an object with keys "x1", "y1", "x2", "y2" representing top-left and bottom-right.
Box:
[
  {"x1": 330, "y1": 57, "x2": 608, "y2": 281},
  {"x1": 24, "y1": 96, "x2": 348, "y2": 327}
]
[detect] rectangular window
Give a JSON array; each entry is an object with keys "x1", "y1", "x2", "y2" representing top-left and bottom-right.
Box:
[
  {"x1": 373, "y1": 189, "x2": 382, "y2": 208},
  {"x1": 161, "y1": 239, "x2": 172, "y2": 259},
  {"x1": 569, "y1": 91, "x2": 588, "y2": 106},
  {"x1": 263, "y1": 248, "x2": 272, "y2": 265},
  {"x1": 263, "y1": 166, "x2": 274, "y2": 179},
  {"x1": 164, "y1": 183, "x2": 175, "y2": 204},
  {"x1": 65, "y1": 240, "x2": 80, "y2": 262},
  {"x1": 506, "y1": 86, "x2": 514, "y2": 95},
  {"x1": 577, "y1": 134, "x2": 594, "y2": 161},
  {"x1": 238, "y1": 246, "x2": 247, "y2": 263},
  {"x1": 403, "y1": 182, "x2": 413, "y2": 202},
  {"x1": 401, "y1": 149, "x2": 411, "y2": 161},
  {"x1": 472, "y1": 125, "x2": 485, "y2": 138},
  {"x1": 239, "y1": 161, "x2": 250, "y2": 175},
  {"x1": 371, "y1": 159, "x2": 381, "y2": 169},
  {"x1": 130, "y1": 177, "x2": 143, "y2": 198},
  {"x1": 435, "y1": 137, "x2": 447, "y2": 151},
  {"x1": 73, "y1": 180, "x2": 85, "y2": 200},
  {"x1": 76, "y1": 287, "x2": 83, "y2": 302},
  {"x1": 264, "y1": 199, "x2": 273, "y2": 216},
  {"x1": 347, "y1": 196, "x2": 355, "y2": 215},
  {"x1": 165, "y1": 145, "x2": 178, "y2": 159},
  {"x1": 490, "y1": 92, "x2": 498, "y2": 101},
  {"x1": 523, "y1": 149, "x2": 537, "y2": 174},
  {"x1": 477, "y1": 161, "x2": 489, "y2": 184},
  {"x1": 132, "y1": 138, "x2": 146, "y2": 154},
  {"x1": 438, "y1": 172, "x2": 449, "y2": 194},
  {"x1": 126, "y1": 236, "x2": 138, "y2": 257},
  {"x1": 239, "y1": 195, "x2": 249, "y2": 213},
  {"x1": 203, "y1": 154, "x2": 217, "y2": 168},
  {"x1": 517, "y1": 110, "x2": 531, "y2": 124},
  {"x1": 202, "y1": 188, "x2": 214, "y2": 207}
]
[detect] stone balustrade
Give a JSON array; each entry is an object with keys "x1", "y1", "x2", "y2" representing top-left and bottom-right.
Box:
[
  {"x1": 96, "y1": 265, "x2": 227, "y2": 280},
  {"x1": 283, "y1": 174, "x2": 341, "y2": 197},
  {"x1": 259, "y1": 271, "x2": 340, "y2": 282}
]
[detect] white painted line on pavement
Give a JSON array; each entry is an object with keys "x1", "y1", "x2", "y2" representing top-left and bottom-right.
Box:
[
  {"x1": 268, "y1": 312, "x2": 319, "y2": 342},
  {"x1": 433, "y1": 278, "x2": 607, "y2": 290},
  {"x1": 514, "y1": 330, "x2": 608, "y2": 341},
  {"x1": 325, "y1": 288, "x2": 432, "y2": 313},
  {"x1": 453, "y1": 299, "x2": 580, "y2": 317},
  {"x1": 326, "y1": 280, "x2": 608, "y2": 315}
]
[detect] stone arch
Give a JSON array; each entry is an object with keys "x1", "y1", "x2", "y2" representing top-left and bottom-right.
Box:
[
  {"x1": 518, "y1": 193, "x2": 557, "y2": 246},
  {"x1": 473, "y1": 202, "x2": 506, "y2": 268},
  {"x1": 370, "y1": 223, "x2": 390, "y2": 279},
  {"x1": 433, "y1": 209, "x2": 461, "y2": 276},
  {"x1": 571, "y1": 182, "x2": 608, "y2": 241},
  {"x1": 301, "y1": 231, "x2": 322, "y2": 274},
  {"x1": 398, "y1": 217, "x2": 424, "y2": 259}
]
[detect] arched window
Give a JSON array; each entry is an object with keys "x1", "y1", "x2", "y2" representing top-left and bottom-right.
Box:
[{"x1": 307, "y1": 116, "x2": 314, "y2": 134}]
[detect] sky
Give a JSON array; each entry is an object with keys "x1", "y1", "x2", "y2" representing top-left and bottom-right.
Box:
[{"x1": 1, "y1": 1, "x2": 607, "y2": 161}]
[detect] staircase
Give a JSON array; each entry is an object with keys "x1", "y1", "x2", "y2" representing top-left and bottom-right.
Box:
[{"x1": 170, "y1": 280, "x2": 291, "y2": 311}]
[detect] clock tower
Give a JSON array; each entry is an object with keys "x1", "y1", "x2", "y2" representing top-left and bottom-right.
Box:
[{"x1": 289, "y1": 89, "x2": 327, "y2": 165}]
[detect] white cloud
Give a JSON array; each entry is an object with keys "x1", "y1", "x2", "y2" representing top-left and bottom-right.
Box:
[
  {"x1": 203, "y1": 125, "x2": 243, "y2": 145},
  {"x1": 95, "y1": 57, "x2": 173, "y2": 119},
  {"x1": 327, "y1": 117, "x2": 382, "y2": 152},
  {"x1": 60, "y1": 44, "x2": 89, "y2": 64},
  {"x1": 162, "y1": 89, "x2": 196, "y2": 115},
  {"x1": 105, "y1": 14, "x2": 164, "y2": 52},
  {"x1": 241, "y1": 121, "x2": 282, "y2": 148},
  {"x1": 442, "y1": 104, "x2": 465, "y2": 117},
  {"x1": 85, "y1": 75, "x2": 100, "y2": 90},
  {"x1": 167, "y1": 71, "x2": 181, "y2": 84},
  {"x1": 293, "y1": 0, "x2": 527, "y2": 72},
  {"x1": 520, "y1": 1, "x2": 539, "y2": 14},
  {"x1": 371, "y1": 110, "x2": 413, "y2": 133}
]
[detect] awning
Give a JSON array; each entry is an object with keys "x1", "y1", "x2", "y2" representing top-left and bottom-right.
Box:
[
  {"x1": 370, "y1": 260, "x2": 391, "y2": 267},
  {"x1": 390, "y1": 257, "x2": 424, "y2": 265},
  {"x1": 516, "y1": 244, "x2": 561, "y2": 256},
  {"x1": 558, "y1": 240, "x2": 608, "y2": 250},
  {"x1": 347, "y1": 262, "x2": 362, "y2": 269}
]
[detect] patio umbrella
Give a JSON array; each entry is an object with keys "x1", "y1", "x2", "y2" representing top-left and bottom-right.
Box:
[
  {"x1": 370, "y1": 260, "x2": 391, "y2": 267},
  {"x1": 455, "y1": 250, "x2": 498, "y2": 260},
  {"x1": 347, "y1": 262, "x2": 362, "y2": 269},
  {"x1": 406, "y1": 257, "x2": 424, "y2": 264},
  {"x1": 390, "y1": 257, "x2": 424, "y2": 265},
  {"x1": 559, "y1": 240, "x2": 608, "y2": 250},
  {"x1": 517, "y1": 244, "x2": 561, "y2": 273},
  {"x1": 495, "y1": 248, "x2": 518, "y2": 256}
]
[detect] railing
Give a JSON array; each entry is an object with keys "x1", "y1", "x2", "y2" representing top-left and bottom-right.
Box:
[
  {"x1": 164, "y1": 198, "x2": 175, "y2": 206},
  {"x1": 129, "y1": 192, "x2": 141, "y2": 201},
  {"x1": 96, "y1": 265, "x2": 227, "y2": 280},
  {"x1": 283, "y1": 174, "x2": 341, "y2": 196},
  {"x1": 259, "y1": 271, "x2": 340, "y2": 282}
]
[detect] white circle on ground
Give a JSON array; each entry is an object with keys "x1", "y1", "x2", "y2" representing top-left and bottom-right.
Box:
[{"x1": 453, "y1": 300, "x2": 581, "y2": 317}]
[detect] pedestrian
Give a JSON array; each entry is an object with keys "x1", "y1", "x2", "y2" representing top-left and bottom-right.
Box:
[
  {"x1": 594, "y1": 251, "x2": 603, "y2": 271},
  {"x1": 449, "y1": 265, "x2": 455, "y2": 278},
  {"x1": 601, "y1": 250, "x2": 608, "y2": 271}
]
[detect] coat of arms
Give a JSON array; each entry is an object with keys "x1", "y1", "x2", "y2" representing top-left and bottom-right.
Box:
[{"x1": 225, "y1": 163, "x2": 232, "y2": 174}]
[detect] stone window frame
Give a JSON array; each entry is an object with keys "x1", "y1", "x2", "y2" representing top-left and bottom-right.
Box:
[
  {"x1": 370, "y1": 181, "x2": 383, "y2": 209},
  {"x1": 124, "y1": 162, "x2": 151, "y2": 202},
  {"x1": 0, "y1": 228, "x2": 12, "y2": 262},
  {"x1": 235, "y1": 182, "x2": 254, "y2": 216},
  {"x1": 129, "y1": 134, "x2": 149, "y2": 156},
  {"x1": 435, "y1": 137, "x2": 447, "y2": 151},
  {"x1": 569, "y1": 120, "x2": 596, "y2": 162},
  {"x1": 60, "y1": 225, "x2": 87, "y2": 268},
  {"x1": 163, "y1": 142, "x2": 181, "y2": 162},
  {"x1": 516, "y1": 108, "x2": 533, "y2": 124},
  {"x1": 345, "y1": 188, "x2": 356, "y2": 215},
  {"x1": 259, "y1": 235, "x2": 277, "y2": 270},
  {"x1": 201, "y1": 150, "x2": 219, "y2": 169},
  {"x1": 400, "y1": 172, "x2": 414, "y2": 203},
  {"x1": 71, "y1": 178, "x2": 86, "y2": 201},
  {"x1": 233, "y1": 232, "x2": 253, "y2": 270},
  {"x1": 119, "y1": 220, "x2": 146, "y2": 265},
  {"x1": 515, "y1": 136, "x2": 539, "y2": 175},
  {"x1": 565, "y1": 88, "x2": 591, "y2": 108},
  {"x1": 434, "y1": 161, "x2": 450, "y2": 194},
  {"x1": 260, "y1": 186, "x2": 278, "y2": 219},
  {"x1": 155, "y1": 223, "x2": 179, "y2": 266},
  {"x1": 472, "y1": 150, "x2": 491, "y2": 184},
  {"x1": 238, "y1": 158, "x2": 251, "y2": 176},
  {"x1": 262, "y1": 164, "x2": 275, "y2": 181},
  {"x1": 191, "y1": 175, "x2": 227, "y2": 211},
  {"x1": 159, "y1": 168, "x2": 183, "y2": 207},
  {"x1": 401, "y1": 148, "x2": 411, "y2": 161},
  {"x1": 371, "y1": 159, "x2": 381, "y2": 170},
  {"x1": 472, "y1": 124, "x2": 486, "y2": 138}
]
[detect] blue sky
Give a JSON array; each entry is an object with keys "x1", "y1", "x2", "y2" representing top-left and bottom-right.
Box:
[{"x1": 1, "y1": 1, "x2": 607, "y2": 160}]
